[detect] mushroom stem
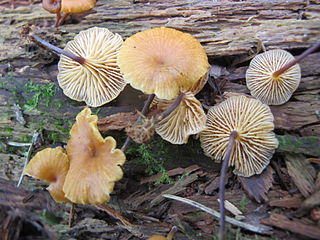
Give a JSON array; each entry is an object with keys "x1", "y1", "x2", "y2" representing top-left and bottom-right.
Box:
[
  {"x1": 121, "y1": 94, "x2": 156, "y2": 152},
  {"x1": 30, "y1": 33, "x2": 86, "y2": 65},
  {"x1": 153, "y1": 92, "x2": 185, "y2": 122},
  {"x1": 218, "y1": 130, "x2": 238, "y2": 240},
  {"x1": 167, "y1": 226, "x2": 178, "y2": 240},
  {"x1": 68, "y1": 203, "x2": 75, "y2": 228},
  {"x1": 273, "y1": 41, "x2": 320, "y2": 78}
]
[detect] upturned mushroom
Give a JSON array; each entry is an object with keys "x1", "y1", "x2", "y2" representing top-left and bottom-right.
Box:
[
  {"x1": 63, "y1": 108, "x2": 126, "y2": 204},
  {"x1": 30, "y1": 27, "x2": 126, "y2": 107},
  {"x1": 200, "y1": 95, "x2": 278, "y2": 239},
  {"x1": 42, "y1": 0, "x2": 96, "y2": 27},
  {"x1": 24, "y1": 147, "x2": 70, "y2": 203},
  {"x1": 246, "y1": 41, "x2": 320, "y2": 105}
]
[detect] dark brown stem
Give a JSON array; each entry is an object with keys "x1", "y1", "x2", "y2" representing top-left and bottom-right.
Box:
[
  {"x1": 218, "y1": 130, "x2": 238, "y2": 240},
  {"x1": 121, "y1": 94, "x2": 155, "y2": 152},
  {"x1": 153, "y1": 92, "x2": 185, "y2": 122},
  {"x1": 68, "y1": 203, "x2": 75, "y2": 228},
  {"x1": 273, "y1": 41, "x2": 320, "y2": 78},
  {"x1": 56, "y1": 12, "x2": 71, "y2": 27},
  {"x1": 30, "y1": 33, "x2": 86, "y2": 65}
]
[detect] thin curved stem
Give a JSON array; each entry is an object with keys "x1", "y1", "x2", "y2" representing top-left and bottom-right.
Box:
[
  {"x1": 121, "y1": 94, "x2": 155, "y2": 152},
  {"x1": 153, "y1": 92, "x2": 185, "y2": 122},
  {"x1": 30, "y1": 33, "x2": 86, "y2": 65},
  {"x1": 273, "y1": 41, "x2": 320, "y2": 78},
  {"x1": 219, "y1": 131, "x2": 238, "y2": 240}
]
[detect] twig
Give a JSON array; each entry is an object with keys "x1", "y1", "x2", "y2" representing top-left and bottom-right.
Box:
[
  {"x1": 163, "y1": 194, "x2": 272, "y2": 235},
  {"x1": 7, "y1": 141, "x2": 31, "y2": 147},
  {"x1": 17, "y1": 130, "x2": 39, "y2": 187}
]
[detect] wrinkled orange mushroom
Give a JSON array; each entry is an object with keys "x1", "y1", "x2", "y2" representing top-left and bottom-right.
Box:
[
  {"x1": 117, "y1": 27, "x2": 209, "y2": 100},
  {"x1": 63, "y1": 108, "x2": 126, "y2": 204},
  {"x1": 24, "y1": 147, "x2": 70, "y2": 203}
]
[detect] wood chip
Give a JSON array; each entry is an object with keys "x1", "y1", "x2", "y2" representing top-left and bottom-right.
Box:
[
  {"x1": 269, "y1": 195, "x2": 303, "y2": 208},
  {"x1": 261, "y1": 213, "x2": 320, "y2": 239},
  {"x1": 97, "y1": 112, "x2": 138, "y2": 132},
  {"x1": 285, "y1": 153, "x2": 316, "y2": 197},
  {"x1": 238, "y1": 166, "x2": 274, "y2": 203}
]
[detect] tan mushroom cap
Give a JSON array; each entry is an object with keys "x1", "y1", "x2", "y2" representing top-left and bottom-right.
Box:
[
  {"x1": 246, "y1": 49, "x2": 301, "y2": 105},
  {"x1": 117, "y1": 27, "x2": 210, "y2": 100},
  {"x1": 155, "y1": 92, "x2": 206, "y2": 144},
  {"x1": 61, "y1": 0, "x2": 96, "y2": 13},
  {"x1": 24, "y1": 147, "x2": 70, "y2": 203},
  {"x1": 200, "y1": 96, "x2": 278, "y2": 177},
  {"x1": 63, "y1": 108, "x2": 126, "y2": 204},
  {"x1": 58, "y1": 27, "x2": 126, "y2": 107}
]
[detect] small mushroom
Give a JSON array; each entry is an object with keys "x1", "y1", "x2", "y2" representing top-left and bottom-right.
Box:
[
  {"x1": 155, "y1": 92, "x2": 206, "y2": 144},
  {"x1": 246, "y1": 49, "x2": 301, "y2": 105},
  {"x1": 24, "y1": 147, "x2": 70, "y2": 203},
  {"x1": 117, "y1": 27, "x2": 209, "y2": 100},
  {"x1": 57, "y1": 27, "x2": 126, "y2": 107},
  {"x1": 42, "y1": 0, "x2": 96, "y2": 27},
  {"x1": 147, "y1": 226, "x2": 177, "y2": 240},
  {"x1": 63, "y1": 108, "x2": 126, "y2": 204},
  {"x1": 200, "y1": 95, "x2": 278, "y2": 177}
]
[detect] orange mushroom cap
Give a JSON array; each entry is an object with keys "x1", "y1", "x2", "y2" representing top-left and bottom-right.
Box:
[
  {"x1": 58, "y1": 27, "x2": 126, "y2": 107},
  {"x1": 200, "y1": 96, "x2": 278, "y2": 177},
  {"x1": 24, "y1": 147, "x2": 70, "y2": 203},
  {"x1": 63, "y1": 108, "x2": 126, "y2": 204},
  {"x1": 117, "y1": 27, "x2": 209, "y2": 100},
  {"x1": 61, "y1": 0, "x2": 96, "y2": 13},
  {"x1": 246, "y1": 49, "x2": 301, "y2": 105}
]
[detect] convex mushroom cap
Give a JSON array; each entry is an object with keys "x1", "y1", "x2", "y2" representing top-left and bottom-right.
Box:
[
  {"x1": 58, "y1": 27, "x2": 126, "y2": 107},
  {"x1": 246, "y1": 49, "x2": 301, "y2": 105},
  {"x1": 200, "y1": 96, "x2": 278, "y2": 177},
  {"x1": 63, "y1": 108, "x2": 126, "y2": 204},
  {"x1": 117, "y1": 27, "x2": 209, "y2": 100},
  {"x1": 24, "y1": 147, "x2": 70, "y2": 203}
]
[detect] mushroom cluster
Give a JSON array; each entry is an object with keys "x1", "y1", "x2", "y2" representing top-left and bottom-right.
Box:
[{"x1": 24, "y1": 108, "x2": 126, "y2": 204}]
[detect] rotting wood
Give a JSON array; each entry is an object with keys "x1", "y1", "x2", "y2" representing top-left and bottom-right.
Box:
[
  {"x1": 261, "y1": 213, "x2": 320, "y2": 240},
  {"x1": 285, "y1": 153, "x2": 316, "y2": 198}
]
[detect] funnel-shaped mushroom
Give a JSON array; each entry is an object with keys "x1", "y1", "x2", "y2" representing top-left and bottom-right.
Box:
[
  {"x1": 58, "y1": 27, "x2": 126, "y2": 107},
  {"x1": 24, "y1": 147, "x2": 70, "y2": 203},
  {"x1": 155, "y1": 92, "x2": 206, "y2": 144},
  {"x1": 246, "y1": 49, "x2": 301, "y2": 105},
  {"x1": 117, "y1": 27, "x2": 209, "y2": 100},
  {"x1": 200, "y1": 96, "x2": 278, "y2": 177},
  {"x1": 63, "y1": 108, "x2": 126, "y2": 204}
]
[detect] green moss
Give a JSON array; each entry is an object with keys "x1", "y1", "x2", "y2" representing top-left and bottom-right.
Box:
[
  {"x1": 3, "y1": 127, "x2": 14, "y2": 133},
  {"x1": 236, "y1": 194, "x2": 250, "y2": 213}
]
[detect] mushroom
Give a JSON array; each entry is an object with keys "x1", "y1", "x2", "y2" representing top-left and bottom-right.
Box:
[
  {"x1": 117, "y1": 27, "x2": 209, "y2": 100},
  {"x1": 200, "y1": 95, "x2": 278, "y2": 239},
  {"x1": 246, "y1": 49, "x2": 301, "y2": 105},
  {"x1": 24, "y1": 147, "x2": 70, "y2": 203},
  {"x1": 57, "y1": 27, "x2": 126, "y2": 107},
  {"x1": 154, "y1": 92, "x2": 206, "y2": 144},
  {"x1": 42, "y1": 0, "x2": 96, "y2": 27},
  {"x1": 147, "y1": 226, "x2": 177, "y2": 240},
  {"x1": 63, "y1": 108, "x2": 126, "y2": 204}
]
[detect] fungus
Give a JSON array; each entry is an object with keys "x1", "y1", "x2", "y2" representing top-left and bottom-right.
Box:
[
  {"x1": 63, "y1": 108, "x2": 126, "y2": 204},
  {"x1": 42, "y1": 0, "x2": 96, "y2": 27},
  {"x1": 117, "y1": 27, "x2": 209, "y2": 100},
  {"x1": 155, "y1": 92, "x2": 206, "y2": 144},
  {"x1": 24, "y1": 147, "x2": 70, "y2": 203},
  {"x1": 147, "y1": 226, "x2": 177, "y2": 240},
  {"x1": 246, "y1": 49, "x2": 301, "y2": 105},
  {"x1": 200, "y1": 95, "x2": 278, "y2": 239},
  {"x1": 58, "y1": 27, "x2": 126, "y2": 107},
  {"x1": 246, "y1": 41, "x2": 320, "y2": 105}
]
